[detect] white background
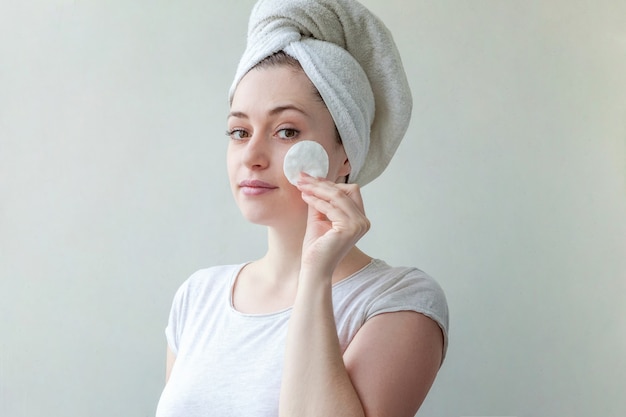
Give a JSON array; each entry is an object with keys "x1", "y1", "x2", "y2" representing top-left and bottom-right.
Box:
[{"x1": 1, "y1": 1, "x2": 625, "y2": 416}]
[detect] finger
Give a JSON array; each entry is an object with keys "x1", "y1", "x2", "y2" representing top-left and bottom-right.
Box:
[
  {"x1": 301, "y1": 191, "x2": 370, "y2": 236},
  {"x1": 298, "y1": 176, "x2": 366, "y2": 214},
  {"x1": 300, "y1": 187, "x2": 364, "y2": 222},
  {"x1": 300, "y1": 191, "x2": 346, "y2": 221},
  {"x1": 333, "y1": 182, "x2": 365, "y2": 209}
]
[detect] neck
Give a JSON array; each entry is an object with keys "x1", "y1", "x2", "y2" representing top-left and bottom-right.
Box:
[
  {"x1": 254, "y1": 222, "x2": 371, "y2": 286},
  {"x1": 259, "y1": 223, "x2": 306, "y2": 284}
]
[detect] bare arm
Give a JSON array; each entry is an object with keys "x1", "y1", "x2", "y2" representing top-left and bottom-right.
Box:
[{"x1": 343, "y1": 311, "x2": 443, "y2": 417}]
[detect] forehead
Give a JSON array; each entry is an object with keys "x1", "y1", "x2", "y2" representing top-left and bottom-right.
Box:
[{"x1": 231, "y1": 65, "x2": 320, "y2": 109}]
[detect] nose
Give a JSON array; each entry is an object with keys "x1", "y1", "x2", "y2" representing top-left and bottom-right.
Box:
[{"x1": 241, "y1": 134, "x2": 270, "y2": 170}]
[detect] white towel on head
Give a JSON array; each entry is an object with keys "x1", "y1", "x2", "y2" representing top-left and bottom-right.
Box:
[{"x1": 229, "y1": 0, "x2": 412, "y2": 186}]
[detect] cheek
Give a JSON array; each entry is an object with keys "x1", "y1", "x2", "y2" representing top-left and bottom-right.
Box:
[
  {"x1": 226, "y1": 146, "x2": 239, "y2": 188},
  {"x1": 287, "y1": 187, "x2": 309, "y2": 215},
  {"x1": 276, "y1": 148, "x2": 290, "y2": 179}
]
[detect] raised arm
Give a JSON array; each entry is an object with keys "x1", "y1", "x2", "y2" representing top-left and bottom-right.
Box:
[{"x1": 279, "y1": 175, "x2": 444, "y2": 417}]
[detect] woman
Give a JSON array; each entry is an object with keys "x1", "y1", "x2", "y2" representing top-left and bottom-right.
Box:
[{"x1": 156, "y1": 1, "x2": 448, "y2": 416}]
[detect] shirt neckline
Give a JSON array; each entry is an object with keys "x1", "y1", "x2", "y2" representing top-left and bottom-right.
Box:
[{"x1": 227, "y1": 259, "x2": 380, "y2": 318}]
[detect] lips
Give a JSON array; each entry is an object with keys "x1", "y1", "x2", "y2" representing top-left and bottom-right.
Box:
[{"x1": 238, "y1": 179, "x2": 278, "y2": 195}]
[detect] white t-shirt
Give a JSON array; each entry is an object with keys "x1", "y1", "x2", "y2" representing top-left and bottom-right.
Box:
[{"x1": 155, "y1": 259, "x2": 448, "y2": 417}]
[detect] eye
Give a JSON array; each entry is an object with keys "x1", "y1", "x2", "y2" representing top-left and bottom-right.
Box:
[
  {"x1": 277, "y1": 128, "x2": 300, "y2": 140},
  {"x1": 226, "y1": 129, "x2": 250, "y2": 140}
]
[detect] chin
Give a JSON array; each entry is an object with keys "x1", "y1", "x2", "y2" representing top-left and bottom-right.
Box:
[
  {"x1": 239, "y1": 212, "x2": 273, "y2": 226},
  {"x1": 238, "y1": 205, "x2": 306, "y2": 228}
]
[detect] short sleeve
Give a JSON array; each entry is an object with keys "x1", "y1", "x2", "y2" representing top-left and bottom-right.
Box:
[
  {"x1": 366, "y1": 269, "x2": 449, "y2": 362},
  {"x1": 164, "y1": 279, "x2": 191, "y2": 356}
]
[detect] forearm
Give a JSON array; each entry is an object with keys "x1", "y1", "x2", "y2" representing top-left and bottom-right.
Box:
[{"x1": 279, "y1": 272, "x2": 365, "y2": 417}]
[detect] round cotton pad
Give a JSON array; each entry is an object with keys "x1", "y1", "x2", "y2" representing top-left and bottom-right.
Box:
[{"x1": 283, "y1": 140, "x2": 329, "y2": 185}]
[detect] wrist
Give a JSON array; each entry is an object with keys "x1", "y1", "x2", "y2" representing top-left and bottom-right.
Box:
[
  {"x1": 298, "y1": 264, "x2": 335, "y2": 284},
  {"x1": 295, "y1": 269, "x2": 334, "y2": 302}
]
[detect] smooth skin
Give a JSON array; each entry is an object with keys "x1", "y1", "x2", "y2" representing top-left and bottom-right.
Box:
[{"x1": 165, "y1": 65, "x2": 444, "y2": 417}]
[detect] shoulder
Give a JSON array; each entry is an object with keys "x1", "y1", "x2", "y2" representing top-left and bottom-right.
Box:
[
  {"x1": 340, "y1": 259, "x2": 447, "y2": 316},
  {"x1": 164, "y1": 264, "x2": 244, "y2": 355},
  {"x1": 171, "y1": 264, "x2": 244, "y2": 307},
  {"x1": 337, "y1": 259, "x2": 449, "y2": 358},
  {"x1": 371, "y1": 261, "x2": 448, "y2": 317},
  {"x1": 364, "y1": 259, "x2": 445, "y2": 293},
  {"x1": 185, "y1": 264, "x2": 243, "y2": 289}
]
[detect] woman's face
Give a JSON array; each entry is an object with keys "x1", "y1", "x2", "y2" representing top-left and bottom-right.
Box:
[{"x1": 227, "y1": 65, "x2": 350, "y2": 227}]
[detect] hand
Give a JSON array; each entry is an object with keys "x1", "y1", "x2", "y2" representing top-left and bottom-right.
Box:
[{"x1": 296, "y1": 173, "x2": 370, "y2": 277}]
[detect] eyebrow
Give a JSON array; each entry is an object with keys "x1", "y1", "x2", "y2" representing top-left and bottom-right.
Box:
[{"x1": 227, "y1": 104, "x2": 309, "y2": 120}]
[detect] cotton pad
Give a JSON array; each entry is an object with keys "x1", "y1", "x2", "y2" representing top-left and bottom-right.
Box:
[{"x1": 283, "y1": 140, "x2": 329, "y2": 185}]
